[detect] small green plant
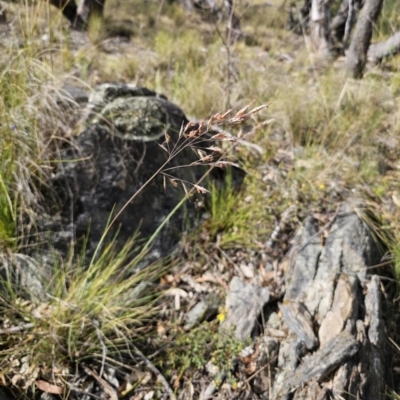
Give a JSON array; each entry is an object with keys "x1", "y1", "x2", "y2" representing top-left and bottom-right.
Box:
[
  {"x1": 162, "y1": 321, "x2": 249, "y2": 386},
  {"x1": 207, "y1": 173, "x2": 238, "y2": 238}
]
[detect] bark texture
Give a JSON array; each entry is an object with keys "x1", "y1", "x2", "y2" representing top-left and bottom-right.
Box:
[
  {"x1": 368, "y1": 31, "x2": 400, "y2": 63},
  {"x1": 330, "y1": 0, "x2": 363, "y2": 45},
  {"x1": 345, "y1": 0, "x2": 384, "y2": 78},
  {"x1": 310, "y1": 0, "x2": 332, "y2": 56}
]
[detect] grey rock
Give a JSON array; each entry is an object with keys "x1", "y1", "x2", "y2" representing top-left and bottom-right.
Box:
[
  {"x1": 265, "y1": 310, "x2": 281, "y2": 330},
  {"x1": 278, "y1": 301, "x2": 318, "y2": 350},
  {"x1": 319, "y1": 274, "x2": 360, "y2": 347},
  {"x1": 184, "y1": 292, "x2": 222, "y2": 329},
  {"x1": 307, "y1": 203, "x2": 381, "y2": 322},
  {"x1": 62, "y1": 83, "x2": 89, "y2": 104},
  {"x1": 0, "y1": 253, "x2": 49, "y2": 301},
  {"x1": 358, "y1": 276, "x2": 386, "y2": 400},
  {"x1": 222, "y1": 277, "x2": 270, "y2": 340},
  {"x1": 272, "y1": 335, "x2": 307, "y2": 400},
  {"x1": 285, "y1": 215, "x2": 322, "y2": 303},
  {"x1": 276, "y1": 331, "x2": 359, "y2": 398},
  {"x1": 271, "y1": 202, "x2": 388, "y2": 400}
]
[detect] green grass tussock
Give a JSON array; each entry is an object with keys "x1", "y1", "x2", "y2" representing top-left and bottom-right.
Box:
[{"x1": 0, "y1": 237, "x2": 164, "y2": 386}]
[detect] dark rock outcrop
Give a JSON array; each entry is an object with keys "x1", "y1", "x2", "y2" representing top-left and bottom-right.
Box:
[
  {"x1": 221, "y1": 202, "x2": 390, "y2": 399},
  {"x1": 46, "y1": 83, "x2": 241, "y2": 264}
]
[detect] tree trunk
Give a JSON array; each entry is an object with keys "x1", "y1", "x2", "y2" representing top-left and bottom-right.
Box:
[
  {"x1": 77, "y1": 0, "x2": 106, "y2": 24},
  {"x1": 48, "y1": 0, "x2": 85, "y2": 30},
  {"x1": 223, "y1": 0, "x2": 243, "y2": 42},
  {"x1": 310, "y1": 0, "x2": 332, "y2": 56},
  {"x1": 177, "y1": 0, "x2": 243, "y2": 41},
  {"x1": 345, "y1": 0, "x2": 384, "y2": 78},
  {"x1": 48, "y1": 0, "x2": 105, "y2": 30},
  {"x1": 179, "y1": 0, "x2": 195, "y2": 12},
  {"x1": 368, "y1": 31, "x2": 400, "y2": 63},
  {"x1": 330, "y1": 0, "x2": 363, "y2": 45},
  {"x1": 300, "y1": 0, "x2": 311, "y2": 32}
]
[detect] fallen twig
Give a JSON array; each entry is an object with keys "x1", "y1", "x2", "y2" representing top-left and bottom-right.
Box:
[
  {"x1": 83, "y1": 366, "x2": 118, "y2": 400},
  {"x1": 0, "y1": 323, "x2": 34, "y2": 334},
  {"x1": 132, "y1": 344, "x2": 176, "y2": 399}
]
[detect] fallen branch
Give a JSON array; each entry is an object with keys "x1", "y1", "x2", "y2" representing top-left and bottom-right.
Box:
[
  {"x1": 368, "y1": 31, "x2": 400, "y2": 63},
  {"x1": 0, "y1": 323, "x2": 34, "y2": 334}
]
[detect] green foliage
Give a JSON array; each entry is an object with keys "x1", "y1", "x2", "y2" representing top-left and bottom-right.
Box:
[
  {"x1": 392, "y1": 244, "x2": 400, "y2": 282},
  {"x1": 376, "y1": 0, "x2": 400, "y2": 39},
  {"x1": 202, "y1": 170, "x2": 271, "y2": 249},
  {"x1": 162, "y1": 321, "x2": 249, "y2": 384},
  {"x1": 0, "y1": 48, "x2": 40, "y2": 251},
  {"x1": 206, "y1": 174, "x2": 239, "y2": 240},
  {"x1": 0, "y1": 142, "x2": 16, "y2": 249}
]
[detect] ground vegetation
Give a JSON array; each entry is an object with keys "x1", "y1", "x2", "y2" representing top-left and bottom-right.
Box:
[{"x1": 1, "y1": 0, "x2": 400, "y2": 398}]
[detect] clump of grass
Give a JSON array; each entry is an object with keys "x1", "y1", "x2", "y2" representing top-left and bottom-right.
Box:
[
  {"x1": 0, "y1": 237, "x2": 164, "y2": 389},
  {"x1": 0, "y1": 53, "x2": 44, "y2": 250}
]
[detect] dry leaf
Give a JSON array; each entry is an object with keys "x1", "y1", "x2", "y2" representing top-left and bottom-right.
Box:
[
  {"x1": 35, "y1": 380, "x2": 63, "y2": 395},
  {"x1": 11, "y1": 374, "x2": 22, "y2": 387}
]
